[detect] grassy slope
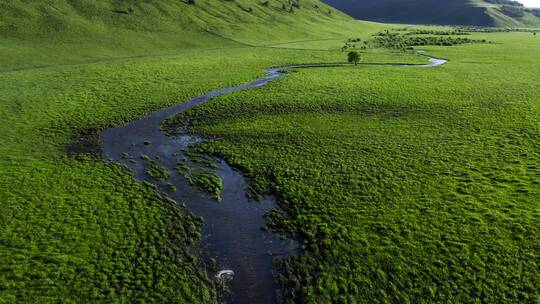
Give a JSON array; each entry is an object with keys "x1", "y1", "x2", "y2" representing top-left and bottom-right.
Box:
[
  {"x1": 322, "y1": 0, "x2": 494, "y2": 26},
  {"x1": 322, "y1": 0, "x2": 540, "y2": 27},
  {"x1": 470, "y1": 0, "x2": 540, "y2": 27},
  {"x1": 0, "y1": 0, "x2": 394, "y2": 302},
  {"x1": 0, "y1": 0, "x2": 364, "y2": 70},
  {"x1": 177, "y1": 32, "x2": 540, "y2": 302}
]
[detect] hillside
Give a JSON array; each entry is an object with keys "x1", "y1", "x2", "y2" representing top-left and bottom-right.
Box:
[
  {"x1": 0, "y1": 0, "x2": 365, "y2": 70},
  {"x1": 322, "y1": 0, "x2": 540, "y2": 27},
  {"x1": 0, "y1": 1, "x2": 385, "y2": 303}
]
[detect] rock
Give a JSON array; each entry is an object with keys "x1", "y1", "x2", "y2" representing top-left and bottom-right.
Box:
[{"x1": 215, "y1": 270, "x2": 235, "y2": 280}]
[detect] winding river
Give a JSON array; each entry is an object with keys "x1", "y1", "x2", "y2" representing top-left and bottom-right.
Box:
[{"x1": 102, "y1": 53, "x2": 447, "y2": 304}]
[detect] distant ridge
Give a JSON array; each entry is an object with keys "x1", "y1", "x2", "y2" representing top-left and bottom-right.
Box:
[{"x1": 322, "y1": 0, "x2": 540, "y2": 27}]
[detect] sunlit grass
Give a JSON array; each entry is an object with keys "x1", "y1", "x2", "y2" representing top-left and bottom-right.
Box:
[{"x1": 176, "y1": 32, "x2": 540, "y2": 303}]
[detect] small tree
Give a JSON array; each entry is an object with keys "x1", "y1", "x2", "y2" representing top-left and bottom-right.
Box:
[{"x1": 348, "y1": 51, "x2": 361, "y2": 65}]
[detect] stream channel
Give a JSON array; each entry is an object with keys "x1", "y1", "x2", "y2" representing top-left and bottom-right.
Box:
[{"x1": 101, "y1": 53, "x2": 447, "y2": 304}]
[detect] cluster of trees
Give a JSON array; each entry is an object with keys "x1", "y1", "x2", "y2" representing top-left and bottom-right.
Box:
[
  {"x1": 456, "y1": 26, "x2": 538, "y2": 32},
  {"x1": 341, "y1": 29, "x2": 490, "y2": 53},
  {"x1": 341, "y1": 43, "x2": 367, "y2": 52},
  {"x1": 341, "y1": 38, "x2": 367, "y2": 52},
  {"x1": 372, "y1": 31, "x2": 485, "y2": 50},
  {"x1": 404, "y1": 30, "x2": 470, "y2": 36}
]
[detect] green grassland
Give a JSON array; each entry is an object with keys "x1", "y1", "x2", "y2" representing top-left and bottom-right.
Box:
[
  {"x1": 1, "y1": 0, "x2": 539, "y2": 302},
  {"x1": 0, "y1": 0, "x2": 371, "y2": 70},
  {"x1": 0, "y1": 1, "x2": 416, "y2": 302},
  {"x1": 173, "y1": 32, "x2": 540, "y2": 302},
  {"x1": 0, "y1": 46, "x2": 358, "y2": 303}
]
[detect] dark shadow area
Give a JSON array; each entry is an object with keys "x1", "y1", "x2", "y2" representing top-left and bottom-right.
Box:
[{"x1": 66, "y1": 128, "x2": 103, "y2": 157}]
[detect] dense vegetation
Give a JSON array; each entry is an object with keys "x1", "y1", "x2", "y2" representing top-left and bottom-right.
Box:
[
  {"x1": 401, "y1": 29, "x2": 471, "y2": 36},
  {"x1": 456, "y1": 26, "x2": 540, "y2": 33},
  {"x1": 175, "y1": 151, "x2": 224, "y2": 200},
  {"x1": 371, "y1": 30, "x2": 487, "y2": 49},
  {"x1": 173, "y1": 32, "x2": 540, "y2": 303},
  {"x1": 341, "y1": 30, "x2": 487, "y2": 52}
]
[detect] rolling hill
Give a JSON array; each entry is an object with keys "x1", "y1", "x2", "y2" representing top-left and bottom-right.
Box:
[
  {"x1": 322, "y1": 0, "x2": 540, "y2": 27},
  {"x1": 0, "y1": 0, "x2": 367, "y2": 70}
]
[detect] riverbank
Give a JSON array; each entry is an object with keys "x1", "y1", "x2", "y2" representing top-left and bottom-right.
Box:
[
  {"x1": 166, "y1": 33, "x2": 540, "y2": 303},
  {"x1": 101, "y1": 53, "x2": 447, "y2": 303},
  {"x1": 0, "y1": 45, "x2": 425, "y2": 302}
]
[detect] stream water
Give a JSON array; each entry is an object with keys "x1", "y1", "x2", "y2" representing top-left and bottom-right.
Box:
[{"x1": 101, "y1": 53, "x2": 447, "y2": 304}]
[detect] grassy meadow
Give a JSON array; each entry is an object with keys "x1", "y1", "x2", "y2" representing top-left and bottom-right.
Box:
[
  {"x1": 0, "y1": 1, "x2": 406, "y2": 301},
  {"x1": 172, "y1": 31, "x2": 540, "y2": 303},
  {"x1": 0, "y1": 47, "x2": 350, "y2": 303},
  {"x1": 1, "y1": 0, "x2": 539, "y2": 302}
]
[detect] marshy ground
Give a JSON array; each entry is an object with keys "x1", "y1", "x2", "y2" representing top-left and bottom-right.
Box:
[{"x1": 0, "y1": 1, "x2": 538, "y2": 302}]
